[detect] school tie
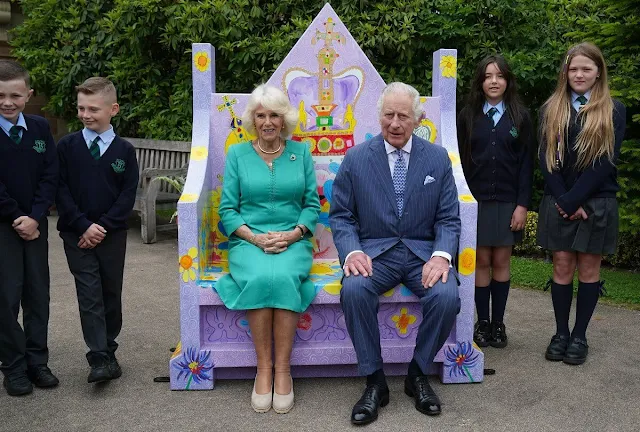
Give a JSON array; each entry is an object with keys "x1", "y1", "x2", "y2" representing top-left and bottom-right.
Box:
[
  {"x1": 576, "y1": 95, "x2": 588, "y2": 109},
  {"x1": 486, "y1": 107, "x2": 498, "y2": 126},
  {"x1": 89, "y1": 136, "x2": 101, "y2": 160},
  {"x1": 392, "y1": 149, "x2": 407, "y2": 217},
  {"x1": 9, "y1": 125, "x2": 22, "y2": 144}
]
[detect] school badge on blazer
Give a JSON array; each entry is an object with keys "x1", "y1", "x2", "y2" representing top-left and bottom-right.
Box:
[
  {"x1": 111, "y1": 159, "x2": 126, "y2": 173},
  {"x1": 32, "y1": 140, "x2": 46, "y2": 153},
  {"x1": 509, "y1": 126, "x2": 519, "y2": 138}
]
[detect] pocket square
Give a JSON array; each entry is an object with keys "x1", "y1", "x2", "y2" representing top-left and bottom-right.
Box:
[{"x1": 424, "y1": 175, "x2": 436, "y2": 185}]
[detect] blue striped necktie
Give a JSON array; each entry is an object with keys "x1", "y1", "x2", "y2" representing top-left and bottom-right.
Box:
[
  {"x1": 89, "y1": 136, "x2": 101, "y2": 160},
  {"x1": 392, "y1": 149, "x2": 407, "y2": 216}
]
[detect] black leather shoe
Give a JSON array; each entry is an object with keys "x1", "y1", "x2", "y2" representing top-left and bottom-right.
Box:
[
  {"x1": 27, "y1": 365, "x2": 59, "y2": 388},
  {"x1": 490, "y1": 322, "x2": 508, "y2": 348},
  {"x1": 350, "y1": 384, "x2": 390, "y2": 425},
  {"x1": 3, "y1": 372, "x2": 33, "y2": 396},
  {"x1": 563, "y1": 337, "x2": 589, "y2": 365},
  {"x1": 108, "y1": 357, "x2": 122, "y2": 379},
  {"x1": 88, "y1": 364, "x2": 112, "y2": 383},
  {"x1": 473, "y1": 320, "x2": 491, "y2": 347},
  {"x1": 545, "y1": 334, "x2": 570, "y2": 361},
  {"x1": 404, "y1": 375, "x2": 441, "y2": 416}
]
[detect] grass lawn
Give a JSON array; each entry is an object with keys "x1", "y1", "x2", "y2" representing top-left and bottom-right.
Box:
[{"x1": 511, "y1": 256, "x2": 640, "y2": 310}]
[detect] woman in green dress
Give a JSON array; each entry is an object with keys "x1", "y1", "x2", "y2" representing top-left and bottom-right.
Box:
[{"x1": 217, "y1": 84, "x2": 320, "y2": 414}]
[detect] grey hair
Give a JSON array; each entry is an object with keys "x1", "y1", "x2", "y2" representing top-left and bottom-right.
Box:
[
  {"x1": 242, "y1": 84, "x2": 298, "y2": 138},
  {"x1": 376, "y1": 82, "x2": 422, "y2": 121}
]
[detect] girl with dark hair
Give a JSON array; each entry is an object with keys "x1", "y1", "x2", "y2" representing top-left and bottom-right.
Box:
[
  {"x1": 458, "y1": 55, "x2": 533, "y2": 349},
  {"x1": 537, "y1": 43, "x2": 626, "y2": 365}
]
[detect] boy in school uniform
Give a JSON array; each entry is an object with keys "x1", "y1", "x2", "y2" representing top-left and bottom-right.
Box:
[
  {"x1": 0, "y1": 60, "x2": 59, "y2": 396},
  {"x1": 56, "y1": 77, "x2": 139, "y2": 383}
]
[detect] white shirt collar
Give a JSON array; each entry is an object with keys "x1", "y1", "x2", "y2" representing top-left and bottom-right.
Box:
[
  {"x1": 0, "y1": 112, "x2": 28, "y2": 134},
  {"x1": 483, "y1": 100, "x2": 505, "y2": 115},
  {"x1": 82, "y1": 126, "x2": 116, "y2": 145},
  {"x1": 571, "y1": 90, "x2": 591, "y2": 104},
  {"x1": 384, "y1": 135, "x2": 413, "y2": 155}
]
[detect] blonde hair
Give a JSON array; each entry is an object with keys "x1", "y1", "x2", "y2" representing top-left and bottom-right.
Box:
[
  {"x1": 242, "y1": 84, "x2": 298, "y2": 138},
  {"x1": 76, "y1": 77, "x2": 118, "y2": 103},
  {"x1": 540, "y1": 42, "x2": 615, "y2": 171}
]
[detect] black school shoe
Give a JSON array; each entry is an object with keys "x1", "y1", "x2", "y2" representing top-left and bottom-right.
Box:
[
  {"x1": 404, "y1": 375, "x2": 441, "y2": 416},
  {"x1": 108, "y1": 356, "x2": 122, "y2": 379},
  {"x1": 563, "y1": 337, "x2": 589, "y2": 365},
  {"x1": 27, "y1": 365, "x2": 59, "y2": 388},
  {"x1": 490, "y1": 322, "x2": 508, "y2": 348},
  {"x1": 3, "y1": 371, "x2": 33, "y2": 396},
  {"x1": 473, "y1": 320, "x2": 491, "y2": 347},
  {"x1": 350, "y1": 383, "x2": 390, "y2": 425},
  {"x1": 545, "y1": 334, "x2": 570, "y2": 361},
  {"x1": 88, "y1": 363, "x2": 112, "y2": 383}
]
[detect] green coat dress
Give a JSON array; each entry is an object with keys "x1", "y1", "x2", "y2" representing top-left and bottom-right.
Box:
[{"x1": 216, "y1": 141, "x2": 321, "y2": 313}]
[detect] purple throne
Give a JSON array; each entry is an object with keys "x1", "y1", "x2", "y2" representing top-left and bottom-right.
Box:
[{"x1": 170, "y1": 3, "x2": 483, "y2": 390}]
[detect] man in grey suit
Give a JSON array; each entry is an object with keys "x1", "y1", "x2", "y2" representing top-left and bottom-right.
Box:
[{"x1": 329, "y1": 82, "x2": 461, "y2": 425}]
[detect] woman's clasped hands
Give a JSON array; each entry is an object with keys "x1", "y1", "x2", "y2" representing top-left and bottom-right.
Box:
[{"x1": 251, "y1": 231, "x2": 298, "y2": 254}]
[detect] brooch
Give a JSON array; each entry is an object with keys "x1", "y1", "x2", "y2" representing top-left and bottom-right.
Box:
[{"x1": 290, "y1": 154, "x2": 296, "y2": 161}]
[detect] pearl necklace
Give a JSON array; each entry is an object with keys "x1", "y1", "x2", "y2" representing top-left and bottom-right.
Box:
[{"x1": 257, "y1": 138, "x2": 282, "y2": 154}]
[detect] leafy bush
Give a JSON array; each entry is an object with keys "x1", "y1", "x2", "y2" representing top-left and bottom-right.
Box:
[{"x1": 513, "y1": 211, "x2": 544, "y2": 257}]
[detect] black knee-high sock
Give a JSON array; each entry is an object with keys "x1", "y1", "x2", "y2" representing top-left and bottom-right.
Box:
[
  {"x1": 572, "y1": 281, "x2": 602, "y2": 340},
  {"x1": 490, "y1": 279, "x2": 510, "y2": 323},
  {"x1": 550, "y1": 281, "x2": 573, "y2": 337},
  {"x1": 475, "y1": 285, "x2": 490, "y2": 322}
]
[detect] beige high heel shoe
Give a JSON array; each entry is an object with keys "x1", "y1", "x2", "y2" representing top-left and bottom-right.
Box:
[
  {"x1": 272, "y1": 375, "x2": 294, "y2": 414},
  {"x1": 251, "y1": 372, "x2": 273, "y2": 413}
]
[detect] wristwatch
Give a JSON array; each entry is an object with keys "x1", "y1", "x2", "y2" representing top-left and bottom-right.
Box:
[{"x1": 295, "y1": 225, "x2": 305, "y2": 239}]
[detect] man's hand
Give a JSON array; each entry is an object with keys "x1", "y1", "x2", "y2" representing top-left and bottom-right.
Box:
[
  {"x1": 510, "y1": 205, "x2": 527, "y2": 232},
  {"x1": 421, "y1": 256, "x2": 450, "y2": 288},
  {"x1": 343, "y1": 251, "x2": 373, "y2": 277},
  {"x1": 22, "y1": 229, "x2": 40, "y2": 241},
  {"x1": 13, "y1": 216, "x2": 39, "y2": 237},
  {"x1": 78, "y1": 224, "x2": 107, "y2": 249}
]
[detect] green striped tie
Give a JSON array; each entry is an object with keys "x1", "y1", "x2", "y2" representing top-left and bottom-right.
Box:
[
  {"x1": 577, "y1": 95, "x2": 588, "y2": 108},
  {"x1": 89, "y1": 136, "x2": 101, "y2": 160},
  {"x1": 9, "y1": 125, "x2": 22, "y2": 144},
  {"x1": 486, "y1": 107, "x2": 498, "y2": 126}
]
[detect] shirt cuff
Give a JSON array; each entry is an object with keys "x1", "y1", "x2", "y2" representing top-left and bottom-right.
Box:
[
  {"x1": 431, "y1": 251, "x2": 452, "y2": 266},
  {"x1": 344, "y1": 250, "x2": 364, "y2": 266}
]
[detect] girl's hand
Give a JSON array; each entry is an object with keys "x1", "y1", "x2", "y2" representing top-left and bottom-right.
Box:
[
  {"x1": 510, "y1": 205, "x2": 527, "y2": 231},
  {"x1": 569, "y1": 207, "x2": 588, "y2": 221},
  {"x1": 554, "y1": 203, "x2": 568, "y2": 218}
]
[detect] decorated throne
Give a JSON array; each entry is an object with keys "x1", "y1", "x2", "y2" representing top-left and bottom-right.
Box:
[{"x1": 170, "y1": 3, "x2": 483, "y2": 390}]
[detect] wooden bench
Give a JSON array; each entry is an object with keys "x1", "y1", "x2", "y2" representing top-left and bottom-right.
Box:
[
  {"x1": 170, "y1": 5, "x2": 484, "y2": 390},
  {"x1": 126, "y1": 138, "x2": 190, "y2": 244}
]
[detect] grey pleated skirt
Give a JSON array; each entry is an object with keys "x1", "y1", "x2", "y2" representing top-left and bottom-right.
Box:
[
  {"x1": 477, "y1": 200, "x2": 523, "y2": 247},
  {"x1": 536, "y1": 195, "x2": 618, "y2": 254}
]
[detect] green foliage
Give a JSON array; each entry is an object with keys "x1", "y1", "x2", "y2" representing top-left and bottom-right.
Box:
[
  {"x1": 155, "y1": 174, "x2": 186, "y2": 223},
  {"x1": 511, "y1": 256, "x2": 640, "y2": 309},
  {"x1": 12, "y1": 0, "x2": 578, "y2": 140},
  {"x1": 513, "y1": 211, "x2": 544, "y2": 257}
]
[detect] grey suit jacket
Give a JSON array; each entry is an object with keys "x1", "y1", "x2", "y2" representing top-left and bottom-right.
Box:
[{"x1": 329, "y1": 133, "x2": 461, "y2": 266}]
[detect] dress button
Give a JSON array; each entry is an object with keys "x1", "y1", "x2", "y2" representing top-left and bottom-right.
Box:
[
  {"x1": 492, "y1": 142, "x2": 496, "y2": 146},
  {"x1": 492, "y1": 170, "x2": 496, "y2": 173},
  {"x1": 492, "y1": 156, "x2": 496, "y2": 160},
  {"x1": 491, "y1": 195, "x2": 496, "y2": 199}
]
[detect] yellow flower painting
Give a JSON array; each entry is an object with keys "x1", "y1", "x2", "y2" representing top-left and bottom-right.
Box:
[
  {"x1": 440, "y1": 55, "x2": 457, "y2": 78},
  {"x1": 179, "y1": 247, "x2": 199, "y2": 282},
  {"x1": 392, "y1": 307, "x2": 417, "y2": 334},
  {"x1": 191, "y1": 146, "x2": 208, "y2": 161},
  {"x1": 459, "y1": 248, "x2": 476, "y2": 276},
  {"x1": 194, "y1": 52, "x2": 211, "y2": 72},
  {"x1": 459, "y1": 194, "x2": 476, "y2": 203},
  {"x1": 179, "y1": 193, "x2": 198, "y2": 203}
]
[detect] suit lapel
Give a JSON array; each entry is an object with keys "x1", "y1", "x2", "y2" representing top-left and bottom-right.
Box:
[
  {"x1": 403, "y1": 135, "x2": 427, "y2": 206},
  {"x1": 368, "y1": 135, "x2": 398, "y2": 214}
]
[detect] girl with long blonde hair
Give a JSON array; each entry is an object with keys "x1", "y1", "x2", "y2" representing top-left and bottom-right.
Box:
[{"x1": 537, "y1": 42, "x2": 626, "y2": 365}]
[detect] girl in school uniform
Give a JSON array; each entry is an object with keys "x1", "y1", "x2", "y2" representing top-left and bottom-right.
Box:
[
  {"x1": 537, "y1": 42, "x2": 626, "y2": 365},
  {"x1": 458, "y1": 55, "x2": 533, "y2": 349}
]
